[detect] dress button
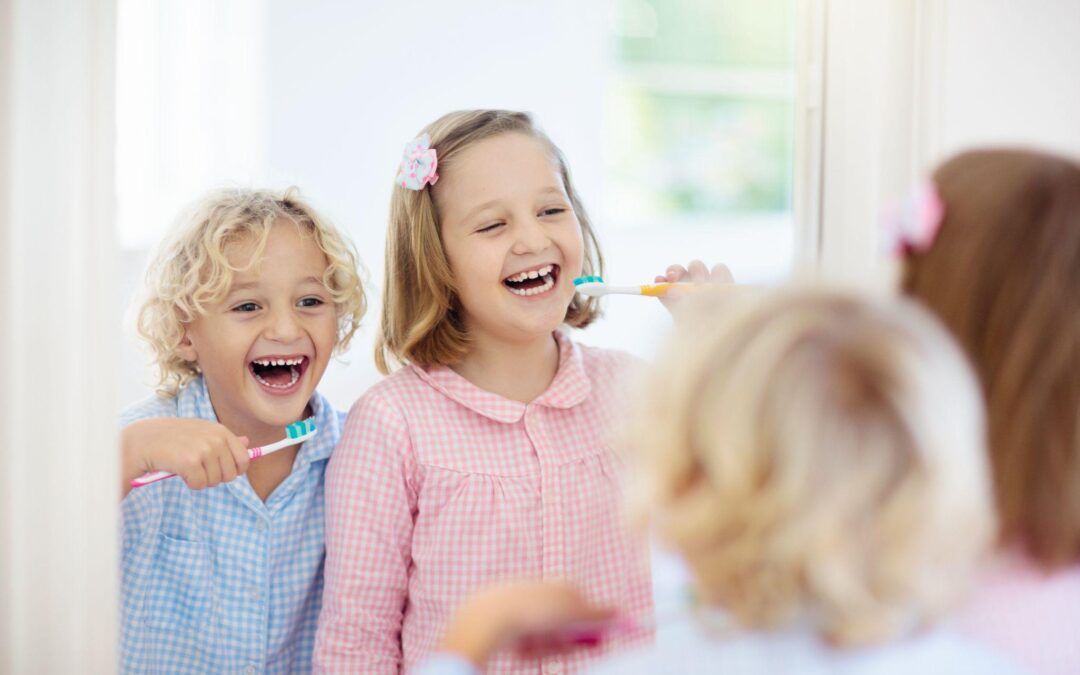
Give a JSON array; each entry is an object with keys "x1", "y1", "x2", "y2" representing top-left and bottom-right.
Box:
[
  {"x1": 250, "y1": 586, "x2": 262, "y2": 601},
  {"x1": 544, "y1": 660, "x2": 563, "y2": 674},
  {"x1": 244, "y1": 666, "x2": 257, "y2": 675},
  {"x1": 255, "y1": 519, "x2": 266, "y2": 530}
]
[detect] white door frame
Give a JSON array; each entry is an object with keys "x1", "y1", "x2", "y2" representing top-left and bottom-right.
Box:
[
  {"x1": 797, "y1": 0, "x2": 946, "y2": 282},
  {"x1": 1, "y1": 0, "x2": 118, "y2": 670}
]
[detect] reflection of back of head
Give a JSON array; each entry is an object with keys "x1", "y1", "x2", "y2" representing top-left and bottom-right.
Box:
[{"x1": 624, "y1": 287, "x2": 994, "y2": 648}]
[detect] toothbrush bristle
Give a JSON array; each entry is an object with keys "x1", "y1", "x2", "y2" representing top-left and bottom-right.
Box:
[
  {"x1": 572, "y1": 275, "x2": 604, "y2": 286},
  {"x1": 286, "y1": 419, "x2": 315, "y2": 438}
]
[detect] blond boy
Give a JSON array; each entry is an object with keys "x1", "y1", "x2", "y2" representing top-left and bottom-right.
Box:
[{"x1": 119, "y1": 189, "x2": 364, "y2": 673}]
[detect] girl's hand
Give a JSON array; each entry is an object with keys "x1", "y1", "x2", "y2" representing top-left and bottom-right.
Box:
[
  {"x1": 655, "y1": 260, "x2": 735, "y2": 312},
  {"x1": 121, "y1": 418, "x2": 250, "y2": 497},
  {"x1": 439, "y1": 581, "x2": 615, "y2": 668}
]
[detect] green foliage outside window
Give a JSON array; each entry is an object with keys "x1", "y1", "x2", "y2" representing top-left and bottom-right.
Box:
[{"x1": 608, "y1": 0, "x2": 796, "y2": 223}]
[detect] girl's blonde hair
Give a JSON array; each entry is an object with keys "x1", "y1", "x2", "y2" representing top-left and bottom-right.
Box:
[
  {"x1": 627, "y1": 287, "x2": 994, "y2": 646},
  {"x1": 136, "y1": 187, "x2": 366, "y2": 396},
  {"x1": 375, "y1": 109, "x2": 604, "y2": 374}
]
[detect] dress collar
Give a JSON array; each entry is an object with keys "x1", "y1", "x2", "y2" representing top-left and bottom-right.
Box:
[{"x1": 410, "y1": 330, "x2": 592, "y2": 423}]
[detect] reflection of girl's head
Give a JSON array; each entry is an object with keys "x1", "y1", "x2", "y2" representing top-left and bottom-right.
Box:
[
  {"x1": 136, "y1": 188, "x2": 366, "y2": 395},
  {"x1": 627, "y1": 287, "x2": 993, "y2": 646},
  {"x1": 377, "y1": 110, "x2": 604, "y2": 373},
  {"x1": 902, "y1": 149, "x2": 1080, "y2": 569}
]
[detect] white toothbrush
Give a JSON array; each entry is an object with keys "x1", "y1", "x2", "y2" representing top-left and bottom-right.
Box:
[
  {"x1": 573, "y1": 275, "x2": 698, "y2": 297},
  {"x1": 129, "y1": 418, "x2": 318, "y2": 488}
]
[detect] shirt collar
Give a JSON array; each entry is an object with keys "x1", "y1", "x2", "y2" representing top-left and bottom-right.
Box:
[
  {"x1": 410, "y1": 330, "x2": 592, "y2": 423},
  {"x1": 176, "y1": 374, "x2": 338, "y2": 467}
]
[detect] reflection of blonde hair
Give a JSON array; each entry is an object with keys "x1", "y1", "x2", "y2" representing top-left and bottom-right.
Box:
[
  {"x1": 375, "y1": 110, "x2": 604, "y2": 374},
  {"x1": 136, "y1": 188, "x2": 366, "y2": 396},
  {"x1": 627, "y1": 287, "x2": 994, "y2": 646}
]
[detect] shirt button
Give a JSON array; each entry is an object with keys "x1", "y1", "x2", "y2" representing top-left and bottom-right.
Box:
[
  {"x1": 244, "y1": 666, "x2": 257, "y2": 675},
  {"x1": 249, "y1": 586, "x2": 262, "y2": 601},
  {"x1": 544, "y1": 661, "x2": 563, "y2": 674},
  {"x1": 255, "y1": 519, "x2": 266, "y2": 530}
]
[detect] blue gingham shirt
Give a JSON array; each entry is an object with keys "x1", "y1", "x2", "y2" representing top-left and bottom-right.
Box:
[{"x1": 120, "y1": 375, "x2": 343, "y2": 674}]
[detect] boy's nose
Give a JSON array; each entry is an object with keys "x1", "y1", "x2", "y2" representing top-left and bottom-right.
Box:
[{"x1": 264, "y1": 307, "x2": 303, "y2": 342}]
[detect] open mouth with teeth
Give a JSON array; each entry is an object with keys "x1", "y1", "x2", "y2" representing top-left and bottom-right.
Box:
[
  {"x1": 249, "y1": 356, "x2": 309, "y2": 392},
  {"x1": 502, "y1": 264, "x2": 559, "y2": 297}
]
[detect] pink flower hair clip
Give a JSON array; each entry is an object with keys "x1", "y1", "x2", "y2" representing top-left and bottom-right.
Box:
[
  {"x1": 396, "y1": 133, "x2": 439, "y2": 191},
  {"x1": 883, "y1": 180, "x2": 946, "y2": 257}
]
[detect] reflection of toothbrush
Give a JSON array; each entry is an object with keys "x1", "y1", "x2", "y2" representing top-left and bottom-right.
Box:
[
  {"x1": 530, "y1": 611, "x2": 689, "y2": 651},
  {"x1": 556, "y1": 616, "x2": 647, "y2": 645},
  {"x1": 573, "y1": 275, "x2": 698, "y2": 298},
  {"x1": 130, "y1": 419, "x2": 318, "y2": 488}
]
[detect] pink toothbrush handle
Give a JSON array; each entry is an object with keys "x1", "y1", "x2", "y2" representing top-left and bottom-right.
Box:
[
  {"x1": 129, "y1": 469, "x2": 175, "y2": 487},
  {"x1": 129, "y1": 444, "x2": 267, "y2": 488}
]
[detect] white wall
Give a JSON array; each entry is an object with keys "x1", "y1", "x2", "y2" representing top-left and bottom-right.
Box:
[
  {"x1": 940, "y1": 0, "x2": 1080, "y2": 161},
  {"x1": 815, "y1": 0, "x2": 1080, "y2": 283}
]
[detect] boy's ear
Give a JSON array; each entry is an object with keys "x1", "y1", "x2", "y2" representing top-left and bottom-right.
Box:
[{"x1": 177, "y1": 328, "x2": 198, "y2": 363}]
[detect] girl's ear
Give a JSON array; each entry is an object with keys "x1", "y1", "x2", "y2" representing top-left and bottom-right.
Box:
[{"x1": 177, "y1": 328, "x2": 198, "y2": 363}]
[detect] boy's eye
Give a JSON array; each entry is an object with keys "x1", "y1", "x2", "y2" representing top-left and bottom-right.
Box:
[
  {"x1": 477, "y1": 222, "x2": 504, "y2": 233},
  {"x1": 298, "y1": 297, "x2": 325, "y2": 308},
  {"x1": 232, "y1": 302, "x2": 260, "y2": 313}
]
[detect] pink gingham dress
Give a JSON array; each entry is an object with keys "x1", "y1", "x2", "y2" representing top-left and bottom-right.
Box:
[
  {"x1": 314, "y1": 331, "x2": 653, "y2": 674},
  {"x1": 953, "y1": 548, "x2": 1080, "y2": 675}
]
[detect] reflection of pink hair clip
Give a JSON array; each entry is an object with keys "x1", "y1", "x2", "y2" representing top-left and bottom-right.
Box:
[
  {"x1": 396, "y1": 133, "x2": 439, "y2": 191},
  {"x1": 883, "y1": 180, "x2": 946, "y2": 256}
]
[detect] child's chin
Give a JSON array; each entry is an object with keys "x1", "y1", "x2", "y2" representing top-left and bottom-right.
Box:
[
  {"x1": 254, "y1": 396, "x2": 310, "y2": 425},
  {"x1": 513, "y1": 315, "x2": 566, "y2": 338}
]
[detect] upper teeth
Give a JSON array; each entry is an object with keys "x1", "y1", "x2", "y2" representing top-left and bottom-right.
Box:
[
  {"x1": 507, "y1": 275, "x2": 556, "y2": 296},
  {"x1": 253, "y1": 357, "x2": 304, "y2": 366},
  {"x1": 505, "y1": 265, "x2": 554, "y2": 283}
]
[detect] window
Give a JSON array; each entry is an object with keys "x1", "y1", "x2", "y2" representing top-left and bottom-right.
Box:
[{"x1": 607, "y1": 0, "x2": 796, "y2": 230}]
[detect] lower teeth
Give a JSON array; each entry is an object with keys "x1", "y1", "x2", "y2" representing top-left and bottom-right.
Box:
[{"x1": 254, "y1": 365, "x2": 300, "y2": 389}]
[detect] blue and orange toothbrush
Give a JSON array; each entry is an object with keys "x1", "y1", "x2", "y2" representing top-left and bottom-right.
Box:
[
  {"x1": 573, "y1": 275, "x2": 699, "y2": 298},
  {"x1": 129, "y1": 418, "x2": 318, "y2": 488}
]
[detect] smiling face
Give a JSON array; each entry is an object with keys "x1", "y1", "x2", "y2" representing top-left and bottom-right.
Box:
[
  {"x1": 436, "y1": 132, "x2": 585, "y2": 347},
  {"x1": 177, "y1": 220, "x2": 339, "y2": 440}
]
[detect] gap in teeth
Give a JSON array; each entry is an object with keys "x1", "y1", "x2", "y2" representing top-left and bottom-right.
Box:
[{"x1": 507, "y1": 265, "x2": 554, "y2": 284}]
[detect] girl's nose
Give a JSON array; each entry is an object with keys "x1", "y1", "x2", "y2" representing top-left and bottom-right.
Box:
[{"x1": 511, "y1": 217, "x2": 552, "y2": 255}]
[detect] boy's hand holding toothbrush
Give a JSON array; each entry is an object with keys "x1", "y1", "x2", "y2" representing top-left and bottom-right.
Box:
[{"x1": 120, "y1": 418, "x2": 250, "y2": 497}]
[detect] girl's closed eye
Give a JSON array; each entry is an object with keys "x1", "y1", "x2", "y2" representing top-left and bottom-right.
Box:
[
  {"x1": 540, "y1": 206, "x2": 567, "y2": 217},
  {"x1": 476, "y1": 221, "x2": 505, "y2": 234}
]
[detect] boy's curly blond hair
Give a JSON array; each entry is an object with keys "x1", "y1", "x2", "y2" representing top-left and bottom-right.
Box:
[
  {"x1": 627, "y1": 287, "x2": 994, "y2": 646},
  {"x1": 135, "y1": 187, "x2": 366, "y2": 396}
]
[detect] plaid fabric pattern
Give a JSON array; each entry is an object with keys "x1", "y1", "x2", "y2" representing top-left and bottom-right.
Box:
[
  {"x1": 120, "y1": 375, "x2": 343, "y2": 674},
  {"x1": 315, "y1": 332, "x2": 654, "y2": 674}
]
